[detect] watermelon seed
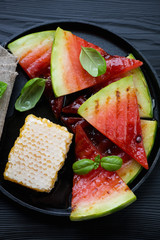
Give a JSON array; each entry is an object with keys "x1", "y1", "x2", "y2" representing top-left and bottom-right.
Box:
[
  {"x1": 107, "y1": 149, "x2": 112, "y2": 155},
  {"x1": 116, "y1": 90, "x2": 120, "y2": 100},
  {"x1": 136, "y1": 135, "x2": 142, "y2": 143}
]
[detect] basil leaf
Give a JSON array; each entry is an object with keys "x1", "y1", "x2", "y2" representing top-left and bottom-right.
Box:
[
  {"x1": 79, "y1": 47, "x2": 106, "y2": 77},
  {"x1": 0, "y1": 81, "x2": 7, "y2": 98},
  {"x1": 100, "y1": 156, "x2": 123, "y2": 171},
  {"x1": 15, "y1": 78, "x2": 46, "y2": 112},
  {"x1": 72, "y1": 159, "x2": 95, "y2": 175}
]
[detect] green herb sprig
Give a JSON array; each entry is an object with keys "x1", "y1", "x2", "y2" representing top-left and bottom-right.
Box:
[
  {"x1": 15, "y1": 78, "x2": 46, "y2": 112},
  {"x1": 72, "y1": 155, "x2": 123, "y2": 175},
  {"x1": 79, "y1": 47, "x2": 107, "y2": 77}
]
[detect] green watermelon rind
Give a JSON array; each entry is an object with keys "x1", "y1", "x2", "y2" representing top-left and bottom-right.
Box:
[
  {"x1": 70, "y1": 188, "x2": 136, "y2": 221},
  {"x1": 118, "y1": 119, "x2": 157, "y2": 185},
  {"x1": 51, "y1": 27, "x2": 70, "y2": 97},
  {"x1": 8, "y1": 30, "x2": 55, "y2": 59},
  {"x1": 126, "y1": 54, "x2": 153, "y2": 118}
]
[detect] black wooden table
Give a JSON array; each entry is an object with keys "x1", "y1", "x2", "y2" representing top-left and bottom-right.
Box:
[{"x1": 0, "y1": 0, "x2": 160, "y2": 239}]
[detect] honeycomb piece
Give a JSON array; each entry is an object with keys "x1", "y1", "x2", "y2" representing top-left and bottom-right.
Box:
[{"x1": 4, "y1": 114, "x2": 73, "y2": 192}]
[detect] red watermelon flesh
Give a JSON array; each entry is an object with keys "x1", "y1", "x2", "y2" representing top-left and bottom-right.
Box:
[
  {"x1": 78, "y1": 76, "x2": 148, "y2": 169},
  {"x1": 62, "y1": 94, "x2": 89, "y2": 114},
  {"x1": 51, "y1": 27, "x2": 143, "y2": 97},
  {"x1": 61, "y1": 116, "x2": 87, "y2": 133},
  {"x1": 70, "y1": 125, "x2": 136, "y2": 220}
]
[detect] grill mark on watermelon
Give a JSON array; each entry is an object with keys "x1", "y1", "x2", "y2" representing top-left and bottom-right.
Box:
[
  {"x1": 94, "y1": 99, "x2": 100, "y2": 114},
  {"x1": 106, "y1": 96, "x2": 111, "y2": 104},
  {"x1": 126, "y1": 87, "x2": 130, "y2": 92}
]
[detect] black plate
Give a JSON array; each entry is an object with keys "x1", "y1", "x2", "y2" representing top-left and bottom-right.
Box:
[{"x1": 0, "y1": 21, "x2": 160, "y2": 217}]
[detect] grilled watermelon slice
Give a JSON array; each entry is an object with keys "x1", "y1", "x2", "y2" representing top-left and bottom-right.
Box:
[
  {"x1": 70, "y1": 125, "x2": 136, "y2": 221},
  {"x1": 78, "y1": 75, "x2": 148, "y2": 169},
  {"x1": 51, "y1": 27, "x2": 143, "y2": 97},
  {"x1": 8, "y1": 31, "x2": 55, "y2": 78}
]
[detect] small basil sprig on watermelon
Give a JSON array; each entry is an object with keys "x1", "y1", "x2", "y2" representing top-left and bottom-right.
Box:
[
  {"x1": 72, "y1": 155, "x2": 123, "y2": 175},
  {"x1": 15, "y1": 78, "x2": 46, "y2": 112},
  {"x1": 72, "y1": 159, "x2": 99, "y2": 175},
  {"x1": 0, "y1": 81, "x2": 7, "y2": 98},
  {"x1": 79, "y1": 47, "x2": 107, "y2": 77}
]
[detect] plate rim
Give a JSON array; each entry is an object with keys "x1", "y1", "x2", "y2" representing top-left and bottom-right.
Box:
[{"x1": 1, "y1": 19, "x2": 160, "y2": 217}]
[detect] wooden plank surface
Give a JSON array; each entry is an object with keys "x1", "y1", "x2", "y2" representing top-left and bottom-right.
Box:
[{"x1": 0, "y1": 0, "x2": 160, "y2": 239}]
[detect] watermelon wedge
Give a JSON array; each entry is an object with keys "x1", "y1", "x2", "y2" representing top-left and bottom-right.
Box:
[
  {"x1": 78, "y1": 75, "x2": 148, "y2": 169},
  {"x1": 8, "y1": 31, "x2": 55, "y2": 78},
  {"x1": 51, "y1": 27, "x2": 143, "y2": 97},
  {"x1": 70, "y1": 125, "x2": 136, "y2": 221}
]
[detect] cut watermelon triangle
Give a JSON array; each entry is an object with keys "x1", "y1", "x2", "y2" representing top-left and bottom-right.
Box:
[
  {"x1": 51, "y1": 27, "x2": 143, "y2": 97},
  {"x1": 70, "y1": 125, "x2": 136, "y2": 221},
  {"x1": 78, "y1": 75, "x2": 148, "y2": 169}
]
